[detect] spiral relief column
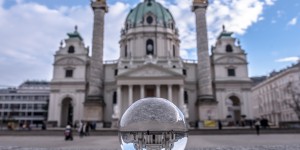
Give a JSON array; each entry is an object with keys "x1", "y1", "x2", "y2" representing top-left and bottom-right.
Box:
[
  {"x1": 192, "y1": 0, "x2": 218, "y2": 121},
  {"x1": 84, "y1": 0, "x2": 108, "y2": 124}
]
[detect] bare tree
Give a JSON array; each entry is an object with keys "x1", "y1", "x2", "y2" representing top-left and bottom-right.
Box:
[{"x1": 284, "y1": 82, "x2": 300, "y2": 120}]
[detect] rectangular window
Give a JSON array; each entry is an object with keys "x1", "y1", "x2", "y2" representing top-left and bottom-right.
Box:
[
  {"x1": 65, "y1": 69, "x2": 73, "y2": 78},
  {"x1": 228, "y1": 69, "x2": 236, "y2": 77},
  {"x1": 4, "y1": 104, "x2": 9, "y2": 109},
  {"x1": 114, "y1": 69, "x2": 118, "y2": 76},
  {"x1": 34, "y1": 104, "x2": 38, "y2": 109},
  {"x1": 15, "y1": 104, "x2": 20, "y2": 109},
  {"x1": 183, "y1": 69, "x2": 187, "y2": 76}
]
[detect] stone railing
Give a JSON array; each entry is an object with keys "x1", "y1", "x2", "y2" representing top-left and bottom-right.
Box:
[{"x1": 182, "y1": 59, "x2": 197, "y2": 64}]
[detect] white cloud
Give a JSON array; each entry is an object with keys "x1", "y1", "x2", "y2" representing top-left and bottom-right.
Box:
[
  {"x1": 156, "y1": 0, "x2": 268, "y2": 59},
  {"x1": 208, "y1": 0, "x2": 264, "y2": 36},
  {"x1": 265, "y1": 0, "x2": 276, "y2": 5},
  {"x1": 276, "y1": 57, "x2": 300, "y2": 63},
  {"x1": 288, "y1": 17, "x2": 297, "y2": 26},
  {"x1": 0, "y1": 1, "x2": 129, "y2": 86},
  {"x1": 0, "y1": 0, "x2": 275, "y2": 86},
  {"x1": 103, "y1": 2, "x2": 130, "y2": 60}
]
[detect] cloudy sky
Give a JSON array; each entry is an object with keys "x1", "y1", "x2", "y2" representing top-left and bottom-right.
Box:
[{"x1": 0, "y1": 0, "x2": 299, "y2": 87}]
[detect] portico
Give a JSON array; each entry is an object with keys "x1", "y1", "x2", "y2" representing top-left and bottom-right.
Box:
[{"x1": 116, "y1": 79, "x2": 186, "y2": 118}]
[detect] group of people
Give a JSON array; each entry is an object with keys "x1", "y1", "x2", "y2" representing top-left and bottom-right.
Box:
[
  {"x1": 19, "y1": 121, "x2": 31, "y2": 130},
  {"x1": 64, "y1": 121, "x2": 95, "y2": 140},
  {"x1": 77, "y1": 121, "x2": 91, "y2": 137},
  {"x1": 217, "y1": 118, "x2": 271, "y2": 136}
]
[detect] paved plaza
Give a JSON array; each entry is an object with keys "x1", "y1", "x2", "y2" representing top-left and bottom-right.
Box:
[{"x1": 0, "y1": 134, "x2": 300, "y2": 150}]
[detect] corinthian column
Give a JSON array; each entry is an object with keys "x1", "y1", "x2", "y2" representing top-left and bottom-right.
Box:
[{"x1": 192, "y1": 0, "x2": 214, "y2": 103}]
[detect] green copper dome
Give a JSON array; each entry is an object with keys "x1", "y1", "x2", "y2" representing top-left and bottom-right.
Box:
[{"x1": 125, "y1": 0, "x2": 175, "y2": 28}]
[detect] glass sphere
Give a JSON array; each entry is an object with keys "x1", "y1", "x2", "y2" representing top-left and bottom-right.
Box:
[{"x1": 119, "y1": 97, "x2": 188, "y2": 150}]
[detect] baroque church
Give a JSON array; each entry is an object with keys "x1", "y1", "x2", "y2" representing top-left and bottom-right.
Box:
[{"x1": 48, "y1": 0, "x2": 253, "y2": 127}]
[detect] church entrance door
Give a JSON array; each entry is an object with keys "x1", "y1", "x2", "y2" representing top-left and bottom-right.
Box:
[
  {"x1": 146, "y1": 86, "x2": 155, "y2": 97},
  {"x1": 61, "y1": 98, "x2": 73, "y2": 127},
  {"x1": 227, "y1": 96, "x2": 241, "y2": 125}
]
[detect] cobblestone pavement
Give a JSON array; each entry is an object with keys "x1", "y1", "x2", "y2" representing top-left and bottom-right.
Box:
[{"x1": 0, "y1": 134, "x2": 300, "y2": 150}]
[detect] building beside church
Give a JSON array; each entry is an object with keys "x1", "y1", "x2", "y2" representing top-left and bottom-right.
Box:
[
  {"x1": 252, "y1": 63, "x2": 300, "y2": 125},
  {"x1": 48, "y1": 0, "x2": 253, "y2": 127},
  {"x1": 0, "y1": 81, "x2": 49, "y2": 127}
]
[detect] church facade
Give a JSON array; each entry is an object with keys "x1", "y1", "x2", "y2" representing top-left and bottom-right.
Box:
[{"x1": 48, "y1": 0, "x2": 253, "y2": 127}]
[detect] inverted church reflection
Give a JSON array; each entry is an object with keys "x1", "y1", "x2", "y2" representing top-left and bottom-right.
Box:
[{"x1": 118, "y1": 98, "x2": 188, "y2": 150}]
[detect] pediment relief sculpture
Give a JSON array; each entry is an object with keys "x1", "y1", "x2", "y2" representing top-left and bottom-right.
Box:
[
  {"x1": 119, "y1": 65, "x2": 182, "y2": 78},
  {"x1": 55, "y1": 57, "x2": 85, "y2": 66},
  {"x1": 215, "y1": 56, "x2": 246, "y2": 64},
  {"x1": 129, "y1": 68, "x2": 172, "y2": 77}
]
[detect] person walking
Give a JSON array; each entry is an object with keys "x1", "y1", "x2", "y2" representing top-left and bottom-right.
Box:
[
  {"x1": 255, "y1": 118, "x2": 261, "y2": 136},
  {"x1": 78, "y1": 121, "x2": 84, "y2": 138},
  {"x1": 218, "y1": 120, "x2": 223, "y2": 130},
  {"x1": 85, "y1": 122, "x2": 90, "y2": 136}
]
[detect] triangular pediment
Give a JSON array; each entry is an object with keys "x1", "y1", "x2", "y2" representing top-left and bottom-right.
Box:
[
  {"x1": 118, "y1": 64, "x2": 183, "y2": 78},
  {"x1": 215, "y1": 56, "x2": 247, "y2": 64}
]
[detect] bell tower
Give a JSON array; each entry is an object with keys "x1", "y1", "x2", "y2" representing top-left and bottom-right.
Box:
[
  {"x1": 192, "y1": 0, "x2": 218, "y2": 121},
  {"x1": 84, "y1": 0, "x2": 108, "y2": 124}
]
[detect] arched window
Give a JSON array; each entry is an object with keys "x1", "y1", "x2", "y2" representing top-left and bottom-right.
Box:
[
  {"x1": 146, "y1": 39, "x2": 154, "y2": 55},
  {"x1": 146, "y1": 16, "x2": 153, "y2": 24},
  {"x1": 173, "y1": 45, "x2": 176, "y2": 57},
  {"x1": 125, "y1": 45, "x2": 128, "y2": 58},
  {"x1": 113, "y1": 92, "x2": 117, "y2": 104},
  {"x1": 184, "y1": 91, "x2": 188, "y2": 104},
  {"x1": 68, "y1": 46, "x2": 75, "y2": 53},
  {"x1": 226, "y1": 44, "x2": 233, "y2": 53}
]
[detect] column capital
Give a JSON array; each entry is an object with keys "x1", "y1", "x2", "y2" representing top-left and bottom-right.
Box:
[
  {"x1": 192, "y1": 0, "x2": 208, "y2": 12},
  {"x1": 91, "y1": 0, "x2": 108, "y2": 12}
]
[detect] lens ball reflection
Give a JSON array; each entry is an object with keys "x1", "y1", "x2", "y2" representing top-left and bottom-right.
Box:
[{"x1": 119, "y1": 97, "x2": 188, "y2": 150}]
